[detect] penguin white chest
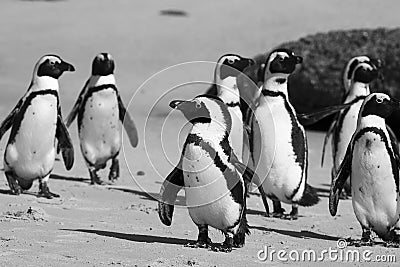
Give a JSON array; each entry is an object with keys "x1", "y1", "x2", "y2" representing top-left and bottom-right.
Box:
[
  {"x1": 228, "y1": 106, "x2": 243, "y2": 160},
  {"x1": 80, "y1": 88, "x2": 121, "y2": 165},
  {"x1": 5, "y1": 94, "x2": 58, "y2": 179},
  {"x1": 254, "y1": 100, "x2": 304, "y2": 202},
  {"x1": 182, "y1": 143, "x2": 242, "y2": 230},
  {"x1": 335, "y1": 102, "x2": 363, "y2": 169},
  {"x1": 351, "y1": 132, "x2": 400, "y2": 235}
]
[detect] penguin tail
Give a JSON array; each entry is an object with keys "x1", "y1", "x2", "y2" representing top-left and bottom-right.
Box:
[
  {"x1": 298, "y1": 184, "x2": 320, "y2": 207},
  {"x1": 233, "y1": 210, "x2": 250, "y2": 247}
]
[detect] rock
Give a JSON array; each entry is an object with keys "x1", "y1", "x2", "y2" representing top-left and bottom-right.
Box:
[
  {"x1": 136, "y1": 171, "x2": 145, "y2": 176},
  {"x1": 1, "y1": 206, "x2": 49, "y2": 222}
]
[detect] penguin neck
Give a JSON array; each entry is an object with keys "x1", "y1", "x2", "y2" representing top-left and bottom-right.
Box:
[
  {"x1": 190, "y1": 119, "x2": 229, "y2": 143},
  {"x1": 90, "y1": 74, "x2": 116, "y2": 87},
  {"x1": 346, "y1": 82, "x2": 370, "y2": 102},
  {"x1": 259, "y1": 74, "x2": 289, "y2": 106},
  {"x1": 216, "y1": 76, "x2": 240, "y2": 105},
  {"x1": 30, "y1": 76, "x2": 59, "y2": 92},
  {"x1": 262, "y1": 74, "x2": 289, "y2": 95},
  {"x1": 358, "y1": 114, "x2": 387, "y2": 131}
]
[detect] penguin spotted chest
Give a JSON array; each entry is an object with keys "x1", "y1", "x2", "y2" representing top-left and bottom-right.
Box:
[
  {"x1": 66, "y1": 53, "x2": 138, "y2": 185},
  {"x1": 79, "y1": 87, "x2": 121, "y2": 164}
]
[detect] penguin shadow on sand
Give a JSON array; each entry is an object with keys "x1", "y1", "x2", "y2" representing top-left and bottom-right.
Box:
[
  {"x1": 50, "y1": 173, "x2": 91, "y2": 184},
  {"x1": 107, "y1": 186, "x2": 186, "y2": 205},
  {"x1": 0, "y1": 187, "x2": 37, "y2": 197},
  {"x1": 249, "y1": 225, "x2": 339, "y2": 242},
  {"x1": 61, "y1": 229, "x2": 190, "y2": 246}
]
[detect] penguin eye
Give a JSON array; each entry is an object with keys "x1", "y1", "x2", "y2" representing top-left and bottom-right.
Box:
[
  {"x1": 195, "y1": 102, "x2": 202, "y2": 109},
  {"x1": 376, "y1": 98, "x2": 384, "y2": 104},
  {"x1": 228, "y1": 59, "x2": 235, "y2": 64},
  {"x1": 49, "y1": 61, "x2": 55, "y2": 66},
  {"x1": 278, "y1": 57, "x2": 284, "y2": 62}
]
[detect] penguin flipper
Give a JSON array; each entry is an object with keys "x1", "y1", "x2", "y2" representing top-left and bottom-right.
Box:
[
  {"x1": 158, "y1": 162, "x2": 184, "y2": 226},
  {"x1": 56, "y1": 115, "x2": 74, "y2": 170},
  {"x1": 329, "y1": 143, "x2": 352, "y2": 216},
  {"x1": 387, "y1": 125, "x2": 400, "y2": 163},
  {"x1": 65, "y1": 79, "x2": 89, "y2": 128},
  {"x1": 387, "y1": 125, "x2": 400, "y2": 192},
  {"x1": 0, "y1": 99, "x2": 23, "y2": 140},
  {"x1": 321, "y1": 115, "x2": 338, "y2": 167},
  {"x1": 230, "y1": 154, "x2": 270, "y2": 215},
  {"x1": 117, "y1": 94, "x2": 138, "y2": 148},
  {"x1": 297, "y1": 102, "x2": 353, "y2": 126},
  {"x1": 205, "y1": 84, "x2": 218, "y2": 96}
]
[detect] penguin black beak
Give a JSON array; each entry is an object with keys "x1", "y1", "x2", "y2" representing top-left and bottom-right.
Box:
[
  {"x1": 371, "y1": 58, "x2": 383, "y2": 69},
  {"x1": 248, "y1": 58, "x2": 255, "y2": 66},
  {"x1": 169, "y1": 100, "x2": 186, "y2": 109},
  {"x1": 298, "y1": 102, "x2": 354, "y2": 126},
  {"x1": 61, "y1": 61, "x2": 75, "y2": 72},
  {"x1": 295, "y1": 56, "x2": 303, "y2": 64}
]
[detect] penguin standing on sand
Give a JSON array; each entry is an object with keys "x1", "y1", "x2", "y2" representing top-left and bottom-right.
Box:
[
  {"x1": 66, "y1": 53, "x2": 138, "y2": 185},
  {"x1": 158, "y1": 95, "x2": 259, "y2": 252},
  {"x1": 321, "y1": 56, "x2": 382, "y2": 198},
  {"x1": 330, "y1": 93, "x2": 400, "y2": 244},
  {"x1": 251, "y1": 49, "x2": 320, "y2": 219},
  {"x1": 213, "y1": 54, "x2": 254, "y2": 162},
  {"x1": 0, "y1": 55, "x2": 75, "y2": 198}
]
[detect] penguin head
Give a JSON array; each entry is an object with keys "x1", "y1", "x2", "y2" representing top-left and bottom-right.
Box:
[
  {"x1": 352, "y1": 62, "x2": 380, "y2": 84},
  {"x1": 215, "y1": 54, "x2": 254, "y2": 80},
  {"x1": 260, "y1": 48, "x2": 302, "y2": 80},
  {"x1": 344, "y1": 56, "x2": 382, "y2": 91},
  {"x1": 361, "y1": 93, "x2": 400, "y2": 119},
  {"x1": 170, "y1": 95, "x2": 232, "y2": 132},
  {"x1": 92, "y1": 53, "x2": 115, "y2": 76},
  {"x1": 35, "y1": 55, "x2": 75, "y2": 79}
]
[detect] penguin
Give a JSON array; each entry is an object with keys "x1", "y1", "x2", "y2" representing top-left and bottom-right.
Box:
[
  {"x1": 65, "y1": 53, "x2": 138, "y2": 185},
  {"x1": 0, "y1": 55, "x2": 75, "y2": 198},
  {"x1": 330, "y1": 93, "x2": 400, "y2": 244},
  {"x1": 321, "y1": 56, "x2": 382, "y2": 198},
  {"x1": 158, "y1": 95, "x2": 260, "y2": 252},
  {"x1": 251, "y1": 48, "x2": 320, "y2": 219},
  {"x1": 213, "y1": 54, "x2": 254, "y2": 162}
]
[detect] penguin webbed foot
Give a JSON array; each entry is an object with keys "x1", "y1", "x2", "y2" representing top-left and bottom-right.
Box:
[
  {"x1": 9, "y1": 187, "x2": 22, "y2": 196},
  {"x1": 211, "y1": 234, "x2": 233, "y2": 253},
  {"x1": 38, "y1": 183, "x2": 60, "y2": 199},
  {"x1": 185, "y1": 239, "x2": 211, "y2": 249},
  {"x1": 353, "y1": 229, "x2": 374, "y2": 247},
  {"x1": 383, "y1": 231, "x2": 400, "y2": 247},
  {"x1": 287, "y1": 205, "x2": 299, "y2": 220},
  {"x1": 185, "y1": 225, "x2": 211, "y2": 248},
  {"x1": 5, "y1": 172, "x2": 22, "y2": 195},
  {"x1": 384, "y1": 240, "x2": 400, "y2": 248},
  {"x1": 89, "y1": 169, "x2": 105, "y2": 185},
  {"x1": 233, "y1": 233, "x2": 245, "y2": 248},
  {"x1": 272, "y1": 200, "x2": 285, "y2": 218}
]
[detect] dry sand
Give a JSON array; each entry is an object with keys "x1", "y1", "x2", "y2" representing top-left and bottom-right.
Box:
[{"x1": 0, "y1": 0, "x2": 400, "y2": 266}]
